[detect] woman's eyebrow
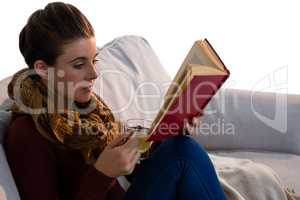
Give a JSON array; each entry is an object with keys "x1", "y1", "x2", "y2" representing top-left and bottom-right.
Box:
[
  {"x1": 68, "y1": 57, "x2": 86, "y2": 63},
  {"x1": 68, "y1": 53, "x2": 99, "y2": 63}
]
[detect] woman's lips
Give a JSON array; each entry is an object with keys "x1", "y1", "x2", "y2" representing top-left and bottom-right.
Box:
[{"x1": 82, "y1": 85, "x2": 93, "y2": 92}]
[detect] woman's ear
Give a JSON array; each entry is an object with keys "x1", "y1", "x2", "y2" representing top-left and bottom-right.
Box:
[{"x1": 33, "y1": 60, "x2": 49, "y2": 80}]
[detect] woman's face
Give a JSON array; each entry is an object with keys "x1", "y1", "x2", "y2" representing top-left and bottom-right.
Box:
[{"x1": 52, "y1": 37, "x2": 98, "y2": 105}]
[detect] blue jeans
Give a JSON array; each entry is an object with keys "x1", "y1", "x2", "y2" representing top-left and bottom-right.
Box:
[{"x1": 124, "y1": 135, "x2": 227, "y2": 200}]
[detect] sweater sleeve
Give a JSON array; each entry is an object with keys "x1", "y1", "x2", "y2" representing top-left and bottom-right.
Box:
[
  {"x1": 4, "y1": 115, "x2": 118, "y2": 200},
  {"x1": 75, "y1": 165, "x2": 117, "y2": 200}
]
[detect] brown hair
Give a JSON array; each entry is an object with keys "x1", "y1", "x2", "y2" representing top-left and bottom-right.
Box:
[{"x1": 19, "y1": 2, "x2": 95, "y2": 68}]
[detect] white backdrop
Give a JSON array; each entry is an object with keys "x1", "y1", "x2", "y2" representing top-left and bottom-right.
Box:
[{"x1": 0, "y1": 0, "x2": 299, "y2": 94}]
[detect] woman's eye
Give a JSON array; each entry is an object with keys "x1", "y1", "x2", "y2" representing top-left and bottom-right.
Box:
[
  {"x1": 92, "y1": 59, "x2": 99, "y2": 64},
  {"x1": 73, "y1": 63, "x2": 84, "y2": 69}
]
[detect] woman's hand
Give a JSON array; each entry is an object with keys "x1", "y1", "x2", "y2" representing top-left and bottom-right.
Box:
[
  {"x1": 184, "y1": 115, "x2": 204, "y2": 136},
  {"x1": 93, "y1": 133, "x2": 141, "y2": 178},
  {"x1": 184, "y1": 121, "x2": 194, "y2": 135}
]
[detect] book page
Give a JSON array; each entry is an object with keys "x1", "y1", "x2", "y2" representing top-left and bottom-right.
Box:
[
  {"x1": 149, "y1": 70, "x2": 191, "y2": 135},
  {"x1": 188, "y1": 42, "x2": 219, "y2": 70},
  {"x1": 190, "y1": 65, "x2": 228, "y2": 76},
  {"x1": 200, "y1": 39, "x2": 227, "y2": 71},
  {"x1": 163, "y1": 40, "x2": 218, "y2": 100}
]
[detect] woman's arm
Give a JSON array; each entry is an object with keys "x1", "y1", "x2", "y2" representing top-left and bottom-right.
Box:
[
  {"x1": 75, "y1": 165, "x2": 118, "y2": 200},
  {"x1": 4, "y1": 115, "x2": 118, "y2": 200}
]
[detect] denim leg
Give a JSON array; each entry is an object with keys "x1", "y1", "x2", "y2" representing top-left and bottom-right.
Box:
[{"x1": 123, "y1": 135, "x2": 227, "y2": 200}]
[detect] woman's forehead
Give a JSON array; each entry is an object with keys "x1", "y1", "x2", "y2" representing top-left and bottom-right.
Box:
[{"x1": 59, "y1": 37, "x2": 97, "y2": 62}]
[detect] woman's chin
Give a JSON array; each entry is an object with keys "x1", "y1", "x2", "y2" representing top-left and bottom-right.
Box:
[
  {"x1": 74, "y1": 91, "x2": 93, "y2": 103},
  {"x1": 75, "y1": 98, "x2": 90, "y2": 104}
]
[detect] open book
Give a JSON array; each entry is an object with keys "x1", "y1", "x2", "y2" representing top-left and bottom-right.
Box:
[{"x1": 146, "y1": 39, "x2": 230, "y2": 142}]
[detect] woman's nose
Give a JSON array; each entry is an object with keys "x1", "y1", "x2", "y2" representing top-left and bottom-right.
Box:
[{"x1": 87, "y1": 64, "x2": 98, "y2": 80}]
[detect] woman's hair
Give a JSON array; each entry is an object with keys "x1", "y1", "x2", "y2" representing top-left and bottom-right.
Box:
[{"x1": 19, "y1": 2, "x2": 95, "y2": 68}]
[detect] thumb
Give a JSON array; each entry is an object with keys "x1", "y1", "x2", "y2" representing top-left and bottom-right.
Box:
[
  {"x1": 107, "y1": 133, "x2": 133, "y2": 149},
  {"x1": 122, "y1": 136, "x2": 140, "y2": 150},
  {"x1": 184, "y1": 122, "x2": 194, "y2": 135}
]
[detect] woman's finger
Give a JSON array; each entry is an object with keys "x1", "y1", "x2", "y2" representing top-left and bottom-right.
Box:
[
  {"x1": 130, "y1": 150, "x2": 141, "y2": 165},
  {"x1": 184, "y1": 122, "x2": 194, "y2": 135},
  {"x1": 107, "y1": 133, "x2": 133, "y2": 149},
  {"x1": 122, "y1": 136, "x2": 140, "y2": 151},
  {"x1": 122, "y1": 151, "x2": 140, "y2": 176}
]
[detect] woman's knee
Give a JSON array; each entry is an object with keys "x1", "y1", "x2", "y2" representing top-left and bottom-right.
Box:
[{"x1": 155, "y1": 135, "x2": 209, "y2": 160}]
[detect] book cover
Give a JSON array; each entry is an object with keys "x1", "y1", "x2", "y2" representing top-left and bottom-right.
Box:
[{"x1": 146, "y1": 39, "x2": 230, "y2": 142}]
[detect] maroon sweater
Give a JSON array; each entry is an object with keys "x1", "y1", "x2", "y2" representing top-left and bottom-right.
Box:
[{"x1": 4, "y1": 114, "x2": 135, "y2": 200}]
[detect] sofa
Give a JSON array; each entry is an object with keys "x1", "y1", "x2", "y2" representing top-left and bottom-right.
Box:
[{"x1": 0, "y1": 35, "x2": 299, "y2": 199}]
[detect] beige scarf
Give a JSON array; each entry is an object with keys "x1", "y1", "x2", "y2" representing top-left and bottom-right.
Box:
[{"x1": 8, "y1": 68, "x2": 122, "y2": 164}]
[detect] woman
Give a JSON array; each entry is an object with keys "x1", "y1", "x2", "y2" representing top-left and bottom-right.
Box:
[{"x1": 4, "y1": 2, "x2": 227, "y2": 200}]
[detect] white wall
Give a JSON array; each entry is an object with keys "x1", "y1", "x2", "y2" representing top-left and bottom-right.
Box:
[{"x1": 0, "y1": 0, "x2": 299, "y2": 93}]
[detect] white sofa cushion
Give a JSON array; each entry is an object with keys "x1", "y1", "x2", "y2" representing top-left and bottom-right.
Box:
[
  {"x1": 0, "y1": 146, "x2": 20, "y2": 200},
  {"x1": 0, "y1": 111, "x2": 11, "y2": 144},
  {"x1": 0, "y1": 111, "x2": 20, "y2": 200},
  {"x1": 0, "y1": 77, "x2": 12, "y2": 111},
  {"x1": 94, "y1": 35, "x2": 171, "y2": 122},
  {"x1": 194, "y1": 89, "x2": 300, "y2": 155}
]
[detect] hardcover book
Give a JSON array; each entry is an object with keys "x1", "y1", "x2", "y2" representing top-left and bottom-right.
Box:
[{"x1": 146, "y1": 39, "x2": 230, "y2": 141}]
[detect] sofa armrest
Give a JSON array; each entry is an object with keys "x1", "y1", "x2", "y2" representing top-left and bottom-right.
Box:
[
  {"x1": 192, "y1": 89, "x2": 300, "y2": 156},
  {"x1": 0, "y1": 146, "x2": 20, "y2": 200}
]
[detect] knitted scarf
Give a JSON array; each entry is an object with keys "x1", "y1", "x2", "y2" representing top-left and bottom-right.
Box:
[{"x1": 7, "y1": 68, "x2": 122, "y2": 164}]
